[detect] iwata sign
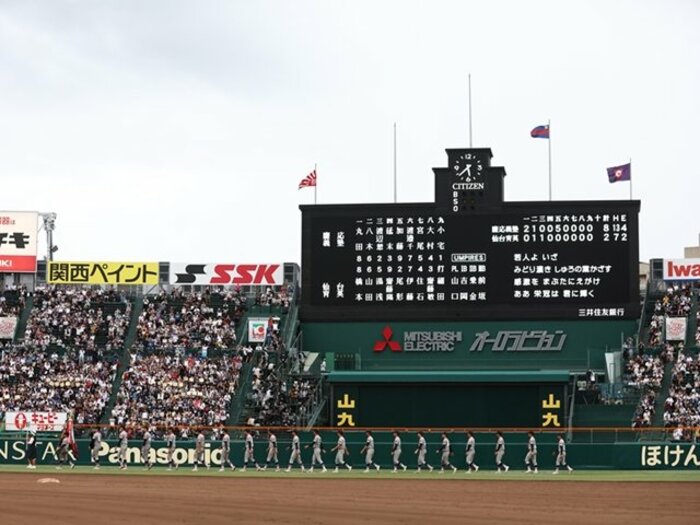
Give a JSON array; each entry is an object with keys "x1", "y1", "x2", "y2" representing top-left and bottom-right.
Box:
[
  {"x1": 170, "y1": 263, "x2": 284, "y2": 286},
  {"x1": 663, "y1": 259, "x2": 700, "y2": 281},
  {"x1": 0, "y1": 211, "x2": 38, "y2": 273},
  {"x1": 4, "y1": 411, "x2": 67, "y2": 432}
]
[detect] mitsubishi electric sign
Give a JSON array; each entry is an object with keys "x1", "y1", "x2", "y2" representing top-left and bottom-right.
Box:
[
  {"x1": 403, "y1": 331, "x2": 462, "y2": 352},
  {"x1": 373, "y1": 325, "x2": 564, "y2": 354},
  {"x1": 373, "y1": 326, "x2": 461, "y2": 352}
]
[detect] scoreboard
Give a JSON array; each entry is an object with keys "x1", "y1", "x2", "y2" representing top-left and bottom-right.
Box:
[{"x1": 300, "y1": 147, "x2": 640, "y2": 321}]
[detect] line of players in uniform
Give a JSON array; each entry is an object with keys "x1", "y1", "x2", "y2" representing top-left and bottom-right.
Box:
[{"x1": 76, "y1": 427, "x2": 574, "y2": 474}]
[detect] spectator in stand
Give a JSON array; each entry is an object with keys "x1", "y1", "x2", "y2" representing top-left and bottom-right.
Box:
[
  {"x1": 663, "y1": 349, "x2": 700, "y2": 433},
  {"x1": 135, "y1": 290, "x2": 245, "y2": 353},
  {"x1": 111, "y1": 351, "x2": 243, "y2": 434},
  {"x1": 248, "y1": 348, "x2": 320, "y2": 427},
  {"x1": 23, "y1": 286, "x2": 130, "y2": 352},
  {"x1": 256, "y1": 286, "x2": 292, "y2": 312},
  {"x1": 627, "y1": 353, "x2": 664, "y2": 428},
  {"x1": 648, "y1": 284, "x2": 693, "y2": 347},
  {"x1": 0, "y1": 347, "x2": 117, "y2": 425},
  {"x1": 0, "y1": 285, "x2": 28, "y2": 319}
]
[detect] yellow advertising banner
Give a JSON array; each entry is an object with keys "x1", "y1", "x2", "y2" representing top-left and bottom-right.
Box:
[{"x1": 47, "y1": 261, "x2": 159, "y2": 285}]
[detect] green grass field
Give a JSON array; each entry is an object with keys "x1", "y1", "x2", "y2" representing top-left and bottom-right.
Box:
[{"x1": 1, "y1": 464, "x2": 699, "y2": 482}]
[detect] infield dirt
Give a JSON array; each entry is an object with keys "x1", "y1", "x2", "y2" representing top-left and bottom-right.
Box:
[{"x1": 1, "y1": 473, "x2": 697, "y2": 524}]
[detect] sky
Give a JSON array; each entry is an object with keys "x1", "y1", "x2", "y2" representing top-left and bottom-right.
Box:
[{"x1": 1, "y1": 0, "x2": 698, "y2": 264}]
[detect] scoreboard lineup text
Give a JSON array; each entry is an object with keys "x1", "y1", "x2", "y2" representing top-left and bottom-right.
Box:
[{"x1": 301, "y1": 147, "x2": 640, "y2": 322}]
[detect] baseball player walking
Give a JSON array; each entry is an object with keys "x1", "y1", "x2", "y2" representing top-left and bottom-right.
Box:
[
  {"x1": 242, "y1": 430, "x2": 262, "y2": 471},
  {"x1": 306, "y1": 430, "x2": 327, "y2": 472},
  {"x1": 360, "y1": 430, "x2": 380, "y2": 472},
  {"x1": 90, "y1": 428, "x2": 102, "y2": 469},
  {"x1": 193, "y1": 429, "x2": 210, "y2": 471},
  {"x1": 264, "y1": 430, "x2": 280, "y2": 471},
  {"x1": 219, "y1": 428, "x2": 235, "y2": 471},
  {"x1": 495, "y1": 431, "x2": 509, "y2": 472},
  {"x1": 286, "y1": 430, "x2": 306, "y2": 472},
  {"x1": 553, "y1": 434, "x2": 574, "y2": 474},
  {"x1": 465, "y1": 431, "x2": 479, "y2": 473},
  {"x1": 331, "y1": 430, "x2": 352, "y2": 472},
  {"x1": 391, "y1": 431, "x2": 407, "y2": 472},
  {"x1": 118, "y1": 426, "x2": 129, "y2": 470},
  {"x1": 525, "y1": 431, "x2": 539, "y2": 473},
  {"x1": 165, "y1": 428, "x2": 178, "y2": 470},
  {"x1": 437, "y1": 432, "x2": 458, "y2": 473},
  {"x1": 25, "y1": 430, "x2": 37, "y2": 469},
  {"x1": 414, "y1": 431, "x2": 434, "y2": 472},
  {"x1": 56, "y1": 431, "x2": 75, "y2": 470},
  {"x1": 141, "y1": 426, "x2": 153, "y2": 470}
]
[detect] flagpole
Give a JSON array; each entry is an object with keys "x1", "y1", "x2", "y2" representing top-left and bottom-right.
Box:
[
  {"x1": 393, "y1": 122, "x2": 397, "y2": 203},
  {"x1": 548, "y1": 119, "x2": 552, "y2": 201},
  {"x1": 629, "y1": 158, "x2": 632, "y2": 200},
  {"x1": 314, "y1": 163, "x2": 317, "y2": 205},
  {"x1": 468, "y1": 74, "x2": 473, "y2": 148}
]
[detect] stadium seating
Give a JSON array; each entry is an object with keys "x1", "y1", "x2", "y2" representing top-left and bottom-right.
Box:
[
  {"x1": 22, "y1": 287, "x2": 131, "y2": 352},
  {"x1": 110, "y1": 351, "x2": 244, "y2": 434},
  {"x1": 134, "y1": 290, "x2": 246, "y2": 352},
  {"x1": 0, "y1": 347, "x2": 117, "y2": 426}
]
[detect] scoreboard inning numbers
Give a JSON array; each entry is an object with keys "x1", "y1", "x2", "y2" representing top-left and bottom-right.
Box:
[{"x1": 300, "y1": 148, "x2": 640, "y2": 322}]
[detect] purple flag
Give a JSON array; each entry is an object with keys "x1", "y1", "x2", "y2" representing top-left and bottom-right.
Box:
[{"x1": 607, "y1": 163, "x2": 631, "y2": 183}]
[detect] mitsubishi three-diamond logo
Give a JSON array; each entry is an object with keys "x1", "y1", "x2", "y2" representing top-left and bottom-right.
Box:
[{"x1": 373, "y1": 326, "x2": 402, "y2": 352}]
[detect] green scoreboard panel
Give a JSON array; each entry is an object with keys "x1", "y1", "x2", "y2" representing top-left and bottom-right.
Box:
[{"x1": 332, "y1": 383, "x2": 567, "y2": 428}]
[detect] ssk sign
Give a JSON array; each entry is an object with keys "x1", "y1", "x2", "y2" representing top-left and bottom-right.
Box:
[
  {"x1": 0, "y1": 211, "x2": 38, "y2": 273},
  {"x1": 170, "y1": 263, "x2": 284, "y2": 286},
  {"x1": 663, "y1": 259, "x2": 700, "y2": 281}
]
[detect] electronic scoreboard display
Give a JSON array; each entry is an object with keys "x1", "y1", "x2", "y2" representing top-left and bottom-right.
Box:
[{"x1": 300, "y1": 148, "x2": 640, "y2": 321}]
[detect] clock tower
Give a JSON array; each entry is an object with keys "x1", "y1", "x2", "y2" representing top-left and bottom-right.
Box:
[{"x1": 433, "y1": 148, "x2": 506, "y2": 213}]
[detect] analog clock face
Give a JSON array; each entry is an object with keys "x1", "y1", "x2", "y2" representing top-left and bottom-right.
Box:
[{"x1": 452, "y1": 153, "x2": 484, "y2": 182}]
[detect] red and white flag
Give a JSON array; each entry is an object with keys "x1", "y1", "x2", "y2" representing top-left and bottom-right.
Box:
[
  {"x1": 298, "y1": 169, "x2": 317, "y2": 190},
  {"x1": 66, "y1": 417, "x2": 78, "y2": 457}
]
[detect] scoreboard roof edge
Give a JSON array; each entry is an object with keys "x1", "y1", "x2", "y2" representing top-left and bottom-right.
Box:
[{"x1": 299, "y1": 199, "x2": 640, "y2": 212}]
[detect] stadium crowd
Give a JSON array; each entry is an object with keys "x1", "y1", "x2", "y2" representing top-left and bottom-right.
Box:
[
  {"x1": 0, "y1": 347, "x2": 117, "y2": 425},
  {"x1": 248, "y1": 347, "x2": 320, "y2": 427},
  {"x1": 648, "y1": 284, "x2": 693, "y2": 346},
  {"x1": 22, "y1": 287, "x2": 131, "y2": 352},
  {"x1": 663, "y1": 348, "x2": 700, "y2": 435},
  {"x1": 627, "y1": 353, "x2": 665, "y2": 428},
  {"x1": 134, "y1": 290, "x2": 246, "y2": 352},
  {"x1": 254, "y1": 284, "x2": 294, "y2": 312},
  {"x1": 0, "y1": 285, "x2": 27, "y2": 317},
  {"x1": 111, "y1": 351, "x2": 244, "y2": 433}
]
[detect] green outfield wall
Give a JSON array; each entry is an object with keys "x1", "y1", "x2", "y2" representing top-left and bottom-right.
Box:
[
  {"x1": 1, "y1": 432, "x2": 697, "y2": 470},
  {"x1": 330, "y1": 382, "x2": 567, "y2": 428}
]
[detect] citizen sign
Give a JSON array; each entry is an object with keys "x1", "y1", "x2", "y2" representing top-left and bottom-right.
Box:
[{"x1": 452, "y1": 182, "x2": 485, "y2": 190}]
